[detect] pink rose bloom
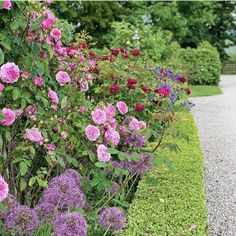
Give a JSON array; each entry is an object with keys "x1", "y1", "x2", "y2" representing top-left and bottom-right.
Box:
[
  {"x1": 24, "y1": 128, "x2": 44, "y2": 145},
  {"x1": 79, "y1": 56, "x2": 86, "y2": 63},
  {"x1": 87, "y1": 60, "x2": 96, "y2": 67},
  {"x1": 34, "y1": 76, "x2": 43, "y2": 87},
  {"x1": 105, "y1": 130, "x2": 120, "y2": 146},
  {"x1": 81, "y1": 67, "x2": 88, "y2": 72},
  {"x1": 50, "y1": 28, "x2": 62, "y2": 41},
  {"x1": 92, "y1": 108, "x2": 107, "y2": 125},
  {"x1": 0, "y1": 108, "x2": 16, "y2": 126},
  {"x1": 0, "y1": 175, "x2": 8, "y2": 202},
  {"x1": 116, "y1": 101, "x2": 128, "y2": 115},
  {"x1": 0, "y1": 62, "x2": 20, "y2": 84},
  {"x1": 41, "y1": 10, "x2": 56, "y2": 30},
  {"x1": 45, "y1": 0, "x2": 53, "y2": 4},
  {"x1": 14, "y1": 109, "x2": 23, "y2": 117},
  {"x1": 56, "y1": 71, "x2": 71, "y2": 86},
  {"x1": 24, "y1": 105, "x2": 37, "y2": 120},
  {"x1": 129, "y1": 118, "x2": 141, "y2": 131},
  {"x1": 87, "y1": 73, "x2": 93, "y2": 80},
  {"x1": 80, "y1": 80, "x2": 89, "y2": 92},
  {"x1": 79, "y1": 106, "x2": 87, "y2": 113},
  {"x1": 105, "y1": 104, "x2": 116, "y2": 121},
  {"x1": 46, "y1": 143, "x2": 56, "y2": 152},
  {"x1": 97, "y1": 144, "x2": 111, "y2": 162},
  {"x1": 48, "y1": 89, "x2": 59, "y2": 104},
  {"x1": 85, "y1": 125, "x2": 100, "y2": 141},
  {"x1": 3, "y1": 0, "x2": 11, "y2": 10},
  {"x1": 139, "y1": 121, "x2": 147, "y2": 129},
  {"x1": 0, "y1": 83, "x2": 5, "y2": 92}
]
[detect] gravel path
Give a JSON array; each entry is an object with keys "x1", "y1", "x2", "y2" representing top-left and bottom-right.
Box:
[{"x1": 191, "y1": 75, "x2": 236, "y2": 236}]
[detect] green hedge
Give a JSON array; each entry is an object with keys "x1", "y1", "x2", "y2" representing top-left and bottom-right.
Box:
[
  {"x1": 121, "y1": 113, "x2": 208, "y2": 236},
  {"x1": 178, "y1": 41, "x2": 221, "y2": 85}
]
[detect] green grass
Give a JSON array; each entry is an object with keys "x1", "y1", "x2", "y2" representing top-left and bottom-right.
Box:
[
  {"x1": 189, "y1": 85, "x2": 222, "y2": 97},
  {"x1": 121, "y1": 113, "x2": 208, "y2": 236}
]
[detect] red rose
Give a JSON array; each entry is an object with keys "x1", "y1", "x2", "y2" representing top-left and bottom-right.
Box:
[
  {"x1": 88, "y1": 52, "x2": 97, "y2": 59},
  {"x1": 109, "y1": 56, "x2": 115, "y2": 62},
  {"x1": 135, "y1": 103, "x2": 145, "y2": 112},
  {"x1": 185, "y1": 88, "x2": 191, "y2": 95},
  {"x1": 155, "y1": 87, "x2": 170, "y2": 98},
  {"x1": 92, "y1": 67, "x2": 99, "y2": 74},
  {"x1": 110, "y1": 49, "x2": 119, "y2": 56},
  {"x1": 109, "y1": 84, "x2": 120, "y2": 94},
  {"x1": 122, "y1": 53, "x2": 129, "y2": 59},
  {"x1": 120, "y1": 47, "x2": 126, "y2": 53},
  {"x1": 178, "y1": 76, "x2": 186, "y2": 83},
  {"x1": 141, "y1": 85, "x2": 151, "y2": 92},
  {"x1": 78, "y1": 42, "x2": 89, "y2": 49},
  {"x1": 100, "y1": 55, "x2": 110, "y2": 61},
  {"x1": 131, "y1": 49, "x2": 141, "y2": 56},
  {"x1": 127, "y1": 78, "x2": 138, "y2": 89}
]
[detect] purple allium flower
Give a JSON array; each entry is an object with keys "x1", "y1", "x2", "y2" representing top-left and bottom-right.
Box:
[
  {"x1": 53, "y1": 212, "x2": 87, "y2": 236},
  {"x1": 98, "y1": 207, "x2": 126, "y2": 232},
  {"x1": 110, "y1": 182, "x2": 121, "y2": 195},
  {"x1": 4, "y1": 204, "x2": 38, "y2": 235},
  {"x1": 60, "y1": 169, "x2": 83, "y2": 186},
  {"x1": 34, "y1": 202, "x2": 56, "y2": 222},
  {"x1": 134, "y1": 135, "x2": 146, "y2": 147},
  {"x1": 112, "y1": 161, "x2": 124, "y2": 169}
]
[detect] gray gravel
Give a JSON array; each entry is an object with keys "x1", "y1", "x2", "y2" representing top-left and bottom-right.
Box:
[{"x1": 191, "y1": 75, "x2": 236, "y2": 236}]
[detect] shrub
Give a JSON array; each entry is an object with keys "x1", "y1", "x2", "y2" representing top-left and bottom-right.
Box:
[{"x1": 178, "y1": 41, "x2": 221, "y2": 85}]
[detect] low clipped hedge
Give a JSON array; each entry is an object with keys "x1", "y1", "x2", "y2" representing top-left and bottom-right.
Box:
[
  {"x1": 121, "y1": 113, "x2": 208, "y2": 236},
  {"x1": 179, "y1": 41, "x2": 221, "y2": 85}
]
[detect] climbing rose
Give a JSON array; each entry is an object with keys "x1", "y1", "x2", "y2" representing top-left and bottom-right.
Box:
[
  {"x1": 85, "y1": 125, "x2": 100, "y2": 141},
  {"x1": 109, "y1": 84, "x2": 120, "y2": 94},
  {"x1": 135, "y1": 103, "x2": 145, "y2": 112},
  {"x1": 116, "y1": 101, "x2": 128, "y2": 115},
  {"x1": 0, "y1": 83, "x2": 5, "y2": 92},
  {"x1": 0, "y1": 175, "x2": 8, "y2": 202},
  {"x1": 129, "y1": 118, "x2": 141, "y2": 131},
  {"x1": 139, "y1": 121, "x2": 147, "y2": 129},
  {"x1": 185, "y1": 88, "x2": 191, "y2": 95},
  {"x1": 46, "y1": 143, "x2": 56, "y2": 153},
  {"x1": 56, "y1": 71, "x2": 71, "y2": 86},
  {"x1": 141, "y1": 85, "x2": 151, "y2": 92},
  {"x1": 178, "y1": 76, "x2": 186, "y2": 83},
  {"x1": 48, "y1": 89, "x2": 59, "y2": 104},
  {"x1": 91, "y1": 109, "x2": 107, "y2": 125},
  {"x1": 127, "y1": 78, "x2": 138, "y2": 89},
  {"x1": 87, "y1": 60, "x2": 96, "y2": 67},
  {"x1": 24, "y1": 128, "x2": 44, "y2": 145},
  {"x1": 155, "y1": 87, "x2": 170, "y2": 98},
  {"x1": 110, "y1": 49, "x2": 119, "y2": 56},
  {"x1": 131, "y1": 49, "x2": 141, "y2": 56},
  {"x1": 34, "y1": 76, "x2": 43, "y2": 87},
  {"x1": 79, "y1": 106, "x2": 87, "y2": 113},
  {"x1": 50, "y1": 28, "x2": 61, "y2": 41},
  {"x1": 97, "y1": 144, "x2": 111, "y2": 162},
  {"x1": 105, "y1": 130, "x2": 120, "y2": 146},
  {"x1": 41, "y1": 10, "x2": 56, "y2": 30},
  {"x1": 3, "y1": 0, "x2": 11, "y2": 10},
  {"x1": 0, "y1": 108, "x2": 16, "y2": 126},
  {"x1": 0, "y1": 62, "x2": 20, "y2": 84}
]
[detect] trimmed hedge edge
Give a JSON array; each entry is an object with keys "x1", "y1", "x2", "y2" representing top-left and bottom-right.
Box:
[{"x1": 120, "y1": 113, "x2": 208, "y2": 236}]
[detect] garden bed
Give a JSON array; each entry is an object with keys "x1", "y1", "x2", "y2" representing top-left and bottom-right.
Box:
[{"x1": 121, "y1": 113, "x2": 208, "y2": 235}]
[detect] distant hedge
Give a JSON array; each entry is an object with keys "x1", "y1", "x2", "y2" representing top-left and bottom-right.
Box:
[
  {"x1": 121, "y1": 113, "x2": 208, "y2": 236},
  {"x1": 178, "y1": 41, "x2": 221, "y2": 85}
]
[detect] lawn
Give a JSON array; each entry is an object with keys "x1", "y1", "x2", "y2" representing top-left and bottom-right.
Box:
[
  {"x1": 189, "y1": 85, "x2": 222, "y2": 97},
  {"x1": 121, "y1": 113, "x2": 208, "y2": 236}
]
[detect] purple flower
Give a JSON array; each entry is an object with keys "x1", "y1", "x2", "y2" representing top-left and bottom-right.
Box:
[
  {"x1": 60, "y1": 169, "x2": 83, "y2": 186},
  {"x1": 34, "y1": 202, "x2": 56, "y2": 222},
  {"x1": 5, "y1": 204, "x2": 38, "y2": 235},
  {"x1": 53, "y1": 212, "x2": 87, "y2": 236},
  {"x1": 110, "y1": 182, "x2": 121, "y2": 195},
  {"x1": 98, "y1": 207, "x2": 126, "y2": 232}
]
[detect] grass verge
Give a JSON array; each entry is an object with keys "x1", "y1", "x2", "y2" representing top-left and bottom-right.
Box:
[
  {"x1": 121, "y1": 113, "x2": 208, "y2": 236},
  {"x1": 189, "y1": 85, "x2": 222, "y2": 97}
]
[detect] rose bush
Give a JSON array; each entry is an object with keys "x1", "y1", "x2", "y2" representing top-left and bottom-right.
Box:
[{"x1": 0, "y1": 1, "x2": 191, "y2": 235}]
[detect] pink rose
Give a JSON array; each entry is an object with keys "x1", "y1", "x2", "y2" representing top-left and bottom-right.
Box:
[
  {"x1": 0, "y1": 83, "x2": 5, "y2": 92},
  {"x1": 97, "y1": 144, "x2": 111, "y2": 162},
  {"x1": 91, "y1": 108, "x2": 107, "y2": 125},
  {"x1": 50, "y1": 28, "x2": 62, "y2": 41},
  {"x1": 129, "y1": 118, "x2": 141, "y2": 131},
  {"x1": 80, "y1": 80, "x2": 89, "y2": 92},
  {"x1": 14, "y1": 109, "x2": 23, "y2": 117},
  {"x1": 79, "y1": 56, "x2": 86, "y2": 63},
  {"x1": 85, "y1": 125, "x2": 100, "y2": 141},
  {"x1": 0, "y1": 62, "x2": 20, "y2": 84},
  {"x1": 46, "y1": 143, "x2": 56, "y2": 153},
  {"x1": 48, "y1": 89, "x2": 59, "y2": 105},
  {"x1": 0, "y1": 175, "x2": 8, "y2": 202},
  {"x1": 139, "y1": 121, "x2": 147, "y2": 129},
  {"x1": 87, "y1": 73, "x2": 93, "y2": 80},
  {"x1": 34, "y1": 76, "x2": 43, "y2": 87},
  {"x1": 105, "y1": 130, "x2": 120, "y2": 146},
  {"x1": 41, "y1": 10, "x2": 56, "y2": 30},
  {"x1": 56, "y1": 71, "x2": 71, "y2": 86},
  {"x1": 45, "y1": 0, "x2": 53, "y2": 4},
  {"x1": 0, "y1": 108, "x2": 16, "y2": 126},
  {"x1": 24, "y1": 105, "x2": 37, "y2": 120},
  {"x1": 79, "y1": 106, "x2": 87, "y2": 113},
  {"x1": 3, "y1": 0, "x2": 11, "y2": 10},
  {"x1": 116, "y1": 101, "x2": 128, "y2": 115},
  {"x1": 105, "y1": 104, "x2": 116, "y2": 122},
  {"x1": 24, "y1": 128, "x2": 44, "y2": 145},
  {"x1": 87, "y1": 60, "x2": 96, "y2": 67}
]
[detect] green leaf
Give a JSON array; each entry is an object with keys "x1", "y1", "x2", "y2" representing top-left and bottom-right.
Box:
[
  {"x1": 108, "y1": 148, "x2": 119, "y2": 154},
  {"x1": 12, "y1": 88, "x2": 20, "y2": 100},
  {"x1": 90, "y1": 176, "x2": 100, "y2": 187},
  {"x1": 36, "y1": 178, "x2": 48, "y2": 188},
  {"x1": 118, "y1": 152, "x2": 127, "y2": 161},
  {"x1": 0, "y1": 48, "x2": 4, "y2": 64},
  {"x1": 61, "y1": 96, "x2": 68, "y2": 109},
  {"x1": 29, "y1": 177, "x2": 37, "y2": 187},
  {"x1": 5, "y1": 130, "x2": 11, "y2": 142},
  {"x1": 42, "y1": 43, "x2": 54, "y2": 60},
  {"x1": 20, "y1": 178, "x2": 27, "y2": 191},
  {"x1": 20, "y1": 162, "x2": 28, "y2": 176},
  {"x1": 31, "y1": 15, "x2": 45, "y2": 31},
  {"x1": 95, "y1": 162, "x2": 107, "y2": 168},
  {"x1": 35, "y1": 61, "x2": 45, "y2": 76},
  {"x1": 21, "y1": 99, "x2": 27, "y2": 109},
  {"x1": 0, "y1": 41, "x2": 11, "y2": 50}
]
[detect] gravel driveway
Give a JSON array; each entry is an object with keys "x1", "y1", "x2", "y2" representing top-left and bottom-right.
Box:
[{"x1": 191, "y1": 75, "x2": 236, "y2": 235}]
